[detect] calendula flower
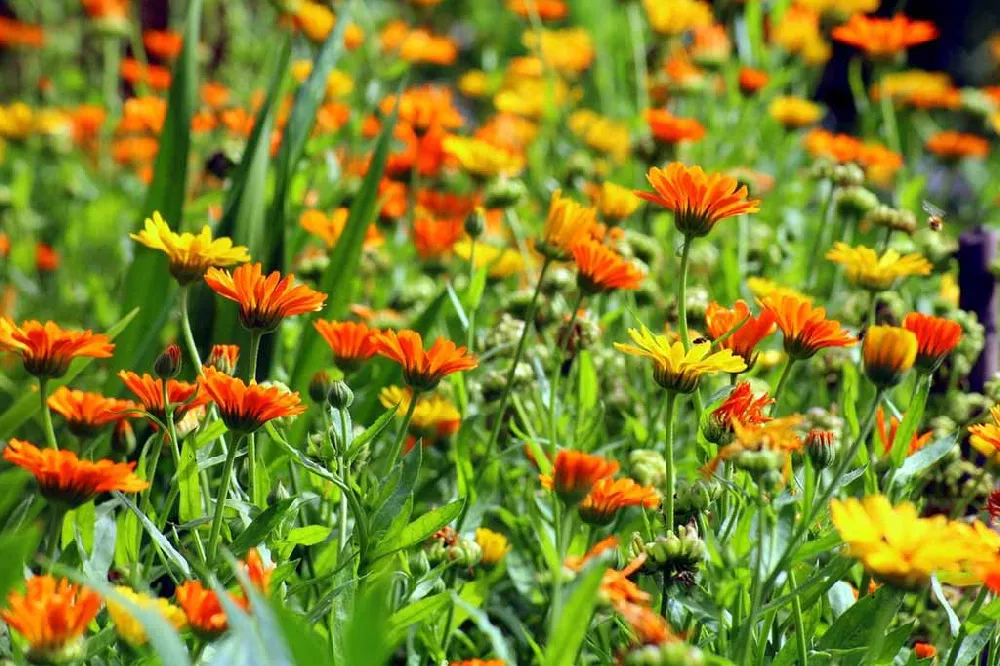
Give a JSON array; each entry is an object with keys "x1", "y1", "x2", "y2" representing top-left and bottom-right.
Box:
[
  {"x1": 913, "y1": 643, "x2": 936, "y2": 660},
  {"x1": 106, "y1": 587, "x2": 187, "y2": 648},
  {"x1": 413, "y1": 216, "x2": 465, "y2": 261},
  {"x1": 572, "y1": 241, "x2": 645, "y2": 293},
  {"x1": 199, "y1": 367, "x2": 306, "y2": 434},
  {"x1": 241, "y1": 548, "x2": 274, "y2": 595},
  {"x1": 0, "y1": 319, "x2": 114, "y2": 378},
  {"x1": 2, "y1": 576, "x2": 102, "y2": 665},
  {"x1": 508, "y1": 0, "x2": 568, "y2": 20},
  {"x1": 705, "y1": 300, "x2": 776, "y2": 368},
  {"x1": 450, "y1": 661, "x2": 506, "y2": 666},
  {"x1": 875, "y1": 407, "x2": 932, "y2": 457},
  {"x1": 0, "y1": 17, "x2": 45, "y2": 48},
  {"x1": 537, "y1": 190, "x2": 598, "y2": 260},
  {"x1": 47, "y1": 387, "x2": 135, "y2": 438},
  {"x1": 299, "y1": 208, "x2": 383, "y2": 250},
  {"x1": 872, "y1": 70, "x2": 960, "y2": 110},
  {"x1": 3, "y1": 439, "x2": 147, "y2": 507},
  {"x1": 118, "y1": 372, "x2": 208, "y2": 422},
  {"x1": 523, "y1": 28, "x2": 594, "y2": 76},
  {"x1": 35, "y1": 243, "x2": 60, "y2": 273},
  {"x1": 314, "y1": 320, "x2": 379, "y2": 373},
  {"x1": 617, "y1": 601, "x2": 680, "y2": 647},
  {"x1": 969, "y1": 406, "x2": 1000, "y2": 466},
  {"x1": 863, "y1": 326, "x2": 917, "y2": 388},
  {"x1": 589, "y1": 182, "x2": 643, "y2": 223},
  {"x1": 645, "y1": 109, "x2": 706, "y2": 145},
  {"x1": 739, "y1": 67, "x2": 769, "y2": 94},
  {"x1": 380, "y1": 86, "x2": 463, "y2": 135},
  {"x1": 175, "y1": 581, "x2": 246, "y2": 638},
  {"x1": 475, "y1": 528, "x2": 510, "y2": 565},
  {"x1": 705, "y1": 381, "x2": 773, "y2": 445},
  {"x1": 205, "y1": 263, "x2": 327, "y2": 332},
  {"x1": 637, "y1": 163, "x2": 761, "y2": 238},
  {"x1": 453, "y1": 239, "x2": 525, "y2": 279},
  {"x1": 568, "y1": 110, "x2": 630, "y2": 163},
  {"x1": 903, "y1": 312, "x2": 962, "y2": 374},
  {"x1": 373, "y1": 329, "x2": 478, "y2": 391},
  {"x1": 615, "y1": 325, "x2": 746, "y2": 393},
  {"x1": 540, "y1": 450, "x2": 620, "y2": 504},
  {"x1": 642, "y1": 0, "x2": 712, "y2": 36},
  {"x1": 760, "y1": 293, "x2": 857, "y2": 359},
  {"x1": 443, "y1": 135, "x2": 525, "y2": 179},
  {"x1": 379, "y1": 385, "x2": 461, "y2": 445},
  {"x1": 925, "y1": 131, "x2": 990, "y2": 161},
  {"x1": 826, "y1": 243, "x2": 932, "y2": 291},
  {"x1": 131, "y1": 212, "x2": 250, "y2": 285},
  {"x1": 768, "y1": 96, "x2": 823, "y2": 128},
  {"x1": 830, "y1": 495, "x2": 960, "y2": 588},
  {"x1": 832, "y1": 14, "x2": 938, "y2": 59},
  {"x1": 579, "y1": 477, "x2": 660, "y2": 525}
]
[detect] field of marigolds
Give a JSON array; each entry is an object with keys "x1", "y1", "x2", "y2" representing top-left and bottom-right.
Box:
[{"x1": 7, "y1": 0, "x2": 1000, "y2": 664}]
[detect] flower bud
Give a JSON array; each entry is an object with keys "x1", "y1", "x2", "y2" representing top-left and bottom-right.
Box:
[
  {"x1": 831, "y1": 163, "x2": 865, "y2": 188},
  {"x1": 154, "y1": 344, "x2": 182, "y2": 379},
  {"x1": 733, "y1": 449, "x2": 784, "y2": 475},
  {"x1": 835, "y1": 185, "x2": 879, "y2": 218},
  {"x1": 805, "y1": 429, "x2": 838, "y2": 468},
  {"x1": 675, "y1": 478, "x2": 721, "y2": 514},
  {"x1": 327, "y1": 380, "x2": 354, "y2": 410},
  {"x1": 629, "y1": 449, "x2": 667, "y2": 488},
  {"x1": 623, "y1": 642, "x2": 706, "y2": 666},
  {"x1": 464, "y1": 207, "x2": 487, "y2": 239},
  {"x1": 309, "y1": 371, "x2": 332, "y2": 403},
  {"x1": 483, "y1": 178, "x2": 526, "y2": 209},
  {"x1": 633, "y1": 525, "x2": 706, "y2": 576}
]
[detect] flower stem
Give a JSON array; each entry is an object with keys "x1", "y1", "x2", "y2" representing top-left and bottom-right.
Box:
[
  {"x1": 805, "y1": 180, "x2": 837, "y2": 291},
  {"x1": 179, "y1": 286, "x2": 204, "y2": 372},
  {"x1": 38, "y1": 377, "x2": 58, "y2": 450},
  {"x1": 677, "y1": 238, "x2": 693, "y2": 350},
  {"x1": 946, "y1": 585, "x2": 990, "y2": 666},
  {"x1": 663, "y1": 391, "x2": 678, "y2": 533},
  {"x1": 789, "y1": 570, "x2": 809, "y2": 666},
  {"x1": 247, "y1": 331, "x2": 263, "y2": 383},
  {"x1": 770, "y1": 358, "x2": 796, "y2": 414},
  {"x1": 626, "y1": 0, "x2": 649, "y2": 115},
  {"x1": 246, "y1": 331, "x2": 263, "y2": 507},
  {"x1": 548, "y1": 291, "x2": 585, "y2": 447},
  {"x1": 466, "y1": 238, "x2": 478, "y2": 351},
  {"x1": 208, "y1": 433, "x2": 243, "y2": 564},
  {"x1": 139, "y1": 431, "x2": 166, "y2": 520},
  {"x1": 382, "y1": 391, "x2": 420, "y2": 477},
  {"x1": 44, "y1": 506, "x2": 64, "y2": 569},
  {"x1": 337, "y1": 406, "x2": 351, "y2": 556}
]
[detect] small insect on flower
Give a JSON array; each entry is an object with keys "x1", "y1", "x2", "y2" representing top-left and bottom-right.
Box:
[
  {"x1": 372, "y1": 329, "x2": 478, "y2": 391},
  {"x1": 130, "y1": 211, "x2": 250, "y2": 285},
  {"x1": 204, "y1": 263, "x2": 327, "y2": 333},
  {"x1": 614, "y1": 325, "x2": 746, "y2": 393},
  {"x1": 198, "y1": 367, "x2": 307, "y2": 435},
  {"x1": 922, "y1": 200, "x2": 947, "y2": 232},
  {"x1": 2, "y1": 576, "x2": 102, "y2": 665},
  {"x1": 540, "y1": 450, "x2": 620, "y2": 505},
  {"x1": 0, "y1": 319, "x2": 114, "y2": 378}
]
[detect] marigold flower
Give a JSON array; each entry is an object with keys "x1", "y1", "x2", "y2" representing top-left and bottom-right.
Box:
[
  {"x1": 739, "y1": 67, "x2": 769, "y2": 94},
  {"x1": 862, "y1": 326, "x2": 917, "y2": 389},
  {"x1": 588, "y1": 182, "x2": 643, "y2": 223},
  {"x1": 449, "y1": 661, "x2": 505, "y2": 666},
  {"x1": 380, "y1": 86, "x2": 463, "y2": 135},
  {"x1": 373, "y1": 330, "x2": 478, "y2": 391},
  {"x1": 205, "y1": 263, "x2": 327, "y2": 332},
  {"x1": 475, "y1": 528, "x2": 510, "y2": 565},
  {"x1": 540, "y1": 450, "x2": 620, "y2": 504},
  {"x1": 637, "y1": 163, "x2": 761, "y2": 238},
  {"x1": 117, "y1": 371, "x2": 209, "y2": 422},
  {"x1": 453, "y1": 240, "x2": 525, "y2": 279},
  {"x1": 443, "y1": 135, "x2": 525, "y2": 179},
  {"x1": 537, "y1": 190, "x2": 597, "y2": 261},
  {"x1": 759, "y1": 293, "x2": 857, "y2": 359},
  {"x1": 47, "y1": 387, "x2": 135, "y2": 438},
  {"x1": 314, "y1": 320, "x2": 379, "y2": 373},
  {"x1": 645, "y1": 109, "x2": 706, "y2": 145},
  {"x1": 106, "y1": 586, "x2": 187, "y2": 647},
  {"x1": 0, "y1": 319, "x2": 114, "y2": 378},
  {"x1": 131, "y1": 212, "x2": 250, "y2": 285},
  {"x1": 572, "y1": 241, "x2": 645, "y2": 294},
  {"x1": 768, "y1": 96, "x2": 823, "y2": 128},
  {"x1": 413, "y1": 216, "x2": 465, "y2": 260},
  {"x1": 969, "y1": 406, "x2": 1000, "y2": 466},
  {"x1": 35, "y1": 243, "x2": 60, "y2": 273},
  {"x1": 300, "y1": 208, "x2": 385, "y2": 251},
  {"x1": 507, "y1": 0, "x2": 568, "y2": 20},
  {"x1": 706, "y1": 416, "x2": 804, "y2": 481},
  {"x1": 642, "y1": 0, "x2": 712, "y2": 36},
  {"x1": 832, "y1": 14, "x2": 938, "y2": 59},
  {"x1": 199, "y1": 367, "x2": 306, "y2": 434},
  {"x1": 175, "y1": 581, "x2": 246, "y2": 637},
  {"x1": 2, "y1": 576, "x2": 101, "y2": 664},
  {"x1": 902, "y1": 312, "x2": 962, "y2": 374},
  {"x1": 3, "y1": 438, "x2": 148, "y2": 506},
  {"x1": 142, "y1": 29, "x2": 183, "y2": 60},
  {"x1": 120, "y1": 58, "x2": 172, "y2": 90},
  {"x1": 579, "y1": 477, "x2": 660, "y2": 525},
  {"x1": 242, "y1": 548, "x2": 274, "y2": 595},
  {"x1": 872, "y1": 70, "x2": 959, "y2": 110},
  {"x1": 913, "y1": 643, "x2": 936, "y2": 659},
  {"x1": 0, "y1": 17, "x2": 45, "y2": 48},
  {"x1": 292, "y1": 1, "x2": 363, "y2": 47},
  {"x1": 705, "y1": 382, "x2": 773, "y2": 445},
  {"x1": 615, "y1": 325, "x2": 746, "y2": 393},
  {"x1": 617, "y1": 601, "x2": 679, "y2": 647},
  {"x1": 523, "y1": 28, "x2": 594, "y2": 76},
  {"x1": 875, "y1": 407, "x2": 932, "y2": 457},
  {"x1": 379, "y1": 385, "x2": 461, "y2": 446},
  {"x1": 826, "y1": 243, "x2": 931, "y2": 292},
  {"x1": 705, "y1": 300, "x2": 776, "y2": 368},
  {"x1": 925, "y1": 131, "x2": 990, "y2": 161}
]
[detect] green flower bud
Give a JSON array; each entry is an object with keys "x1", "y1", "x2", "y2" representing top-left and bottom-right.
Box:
[
  {"x1": 831, "y1": 163, "x2": 865, "y2": 188},
  {"x1": 154, "y1": 344, "x2": 182, "y2": 380},
  {"x1": 483, "y1": 177, "x2": 526, "y2": 209},
  {"x1": 675, "y1": 478, "x2": 721, "y2": 515},
  {"x1": 309, "y1": 371, "x2": 332, "y2": 404},
  {"x1": 464, "y1": 208, "x2": 487, "y2": 239},
  {"x1": 629, "y1": 449, "x2": 667, "y2": 488},
  {"x1": 327, "y1": 380, "x2": 354, "y2": 410},
  {"x1": 805, "y1": 429, "x2": 838, "y2": 469},
  {"x1": 835, "y1": 185, "x2": 879, "y2": 218}
]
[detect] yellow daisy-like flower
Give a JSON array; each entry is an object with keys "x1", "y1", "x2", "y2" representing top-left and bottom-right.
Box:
[
  {"x1": 537, "y1": 190, "x2": 597, "y2": 261},
  {"x1": 969, "y1": 406, "x2": 1000, "y2": 466},
  {"x1": 745, "y1": 277, "x2": 812, "y2": 303},
  {"x1": 830, "y1": 495, "x2": 962, "y2": 589},
  {"x1": 475, "y1": 528, "x2": 510, "y2": 566},
  {"x1": 567, "y1": 110, "x2": 630, "y2": 163},
  {"x1": 590, "y1": 182, "x2": 643, "y2": 223},
  {"x1": 130, "y1": 212, "x2": 251, "y2": 284},
  {"x1": 442, "y1": 136, "x2": 525, "y2": 180},
  {"x1": 642, "y1": 0, "x2": 712, "y2": 36},
  {"x1": 768, "y1": 96, "x2": 823, "y2": 128},
  {"x1": 106, "y1": 586, "x2": 187, "y2": 647},
  {"x1": 453, "y1": 239, "x2": 525, "y2": 279},
  {"x1": 614, "y1": 325, "x2": 746, "y2": 393},
  {"x1": 825, "y1": 243, "x2": 932, "y2": 292},
  {"x1": 379, "y1": 385, "x2": 461, "y2": 436},
  {"x1": 862, "y1": 325, "x2": 917, "y2": 389}
]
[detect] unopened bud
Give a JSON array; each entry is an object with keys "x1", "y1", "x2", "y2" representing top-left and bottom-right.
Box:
[
  {"x1": 206, "y1": 344, "x2": 239, "y2": 375},
  {"x1": 327, "y1": 380, "x2": 354, "y2": 410},
  {"x1": 464, "y1": 208, "x2": 486, "y2": 240},
  {"x1": 309, "y1": 371, "x2": 332, "y2": 404},
  {"x1": 835, "y1": 185, "x2": 879, "y2": 218},
  {"x1": 483, "y1": 178, "x2": 525, "y2": 209},
  {"x1": 806, "y1": 429, "x2": 838, "y2": 468},
  {"x1": 154, "y1": 344, "x2": 182, "y2": 379}
]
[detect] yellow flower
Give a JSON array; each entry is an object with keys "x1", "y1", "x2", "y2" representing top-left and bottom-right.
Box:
[
  {"x1": 642, "y1": 0, "x2": 712, "y2": 36},
  {"x1": 537, "y1": 190, "x2": 597, "y2": 261},
  {"x1": 797, "y1": 0, "x2": 879, "y2": 15},
  {"x1": 830, "y1": 495, "x2": 963, "y2": 589},
  {"x1": 290, "y1": 61, "x2": 354, "y2": 98},
  {"x1": 939, "y1": 273, "x2": 959, "y2": 307},
  {"x1": 969, "y1": 406, "x2": 1000, "y2": 466},
  {"x1": 746, "y1": 277, "x2": 811, "y2": 303},
  {"x1": 768, "y1": 96, "x2": 823, "y2": 128},
  {"x1": 442, "y1": 136, "x2": 525, "y2": 180},
  {"x1": 568, "y1": 110, "x2": 630, "y2": 163},
  {"x1": 453, "y1": 239, "x2": 525, "y2": 279},
  {"x1": 614, "y1": 325, "x2": 746, "y2": 393},
  {"x1": 459, "y1": 70, "x2": 491, "y2": 98},
  {"x1": 130, "y1": 211, "x2": 251, "y2": 284},
  {"x1": 591, "y1": 182, "x2": 642, "y2": 222},
  {"x1": 379, "y1": 385, "x2": 461, "y2": 436},
  {"x1": 522, "y1": 28, "x2": 594, "y2": 76},
  {"x1": 0, "y1": 102, "x2": 34, "y2": 140},
  {"x1": 862, "y1": 325, "x2": 917, "y2": 389},
  {"x1": 475, "y1": 528, "x2": 510, "y2": 566},
  {"x1": 825, "y1": 243, "x2": 932, "y2": 291},
  {"x1": 106, "y1": 586, "x2": 187, "y2": 647}
]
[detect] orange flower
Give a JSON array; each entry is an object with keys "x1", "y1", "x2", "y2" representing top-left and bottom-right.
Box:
[
  {"x1": 199, "y1": 367, "x2": 306, "y2": 434},
  {"x1": 379, "y1": 86, "x2": 463, "y2": 135},
  {"x1": 804, "y1": 129, "x2": 862, "y2": 164},
  {"x1": 903, "y1": 312, "x2": 962, "y2": 374},
  {"x1": 373, "y1": 329, "x2": 478, "y2": 391},
  {"x1": 47, "y1": 387, "x2": 134, "y2": 437},
  {"x1": 0, "y1": 233, "x2": 9, "y2": 258},
  {"x1": 572, "y1": 241, "x2": 644, "y2": 293},
  {"x1": 0, "y1": 17, "x2": 45, "y2": 48},
  {"x1": 0, "y1": 319, "x2": 114, "y2": 378},
  {"x1": 645, "y1": 109, "x2": 706, "y2": 144},
  {"x1": 540, "y1": 450, "x2": 619, "y2": 504},
  {"x1": 705, "y1": 300, "x2": 776, "y2": 368},
  {"x1": 242, "y1": 548, "x2": 274, "y2": 595},
  {"x1": 3, "y1": 439, "x2": 148, "y2": 506},
  {"x1": 204, "y1": 263, "x2": 327, "y2": 332},
  {"x1": 508, "y1": 0, "x2": 568, "y2": 19},
  {"x1": 925, "y1": 131, "x2": 990, "y2": 161},
  {"x1": 413, "y1": 215, "x2": 465, "y2": 260},
  {"x1": 142, "y1": 29, "x2": 183, "y2": 60},
  {"x1": 70, "y1": 104, "x2": 106, "y2": 146},
  {"x1": 2, "y1": 576, "x2": 101, "y2": 663},
  {"x1": 617, "y1": 601, "x2": 678, "y2": 646},
  {"x1": 913, "y1": 643, "x2": 936, "y2": 660},
  {"x1": 832, "y1": 14, "x2": 938, "y2": 59},
  {"x1": 637, "y1": 163, "x2": 761, "y2": 238},
  {"x1": 35, "y1": 243, "x2": 60, "y2": 272},
  {"x1": 81, "y1": 0, "x2": 129, "y2": 20},
  {"x1": 118, "y1": 371, "x2": 209, "y2": 422},
  {"x1": 759, "y1": 292, "x2": 857, "y2": 359},
  {"x1": 314, "y1": 320, "x2": 379, "y2": 373},
  {"x1": 450, "y1": 661, "x2": 506, "y2": 666},
  {"x1": 875, "y1": 407, "x2": 932, "y2": 457},
  {"x1": 206, "y1": 344, "x2": 240, "y2": 375},
  {"x1": 119, "y1": 58, "x2": 172, "y2": 90},
  {"x1": 739, "y1": 67, "x2": 769, "y2": 94},
  {"x1": 175, "y1": 581, "x2": 246, "y2": 637},
  {"x1": 708, "y1": 381, "x2": 773, "y2": 443},
  {"x1": 299, "y1": 209, "x2": 384, "y2": 250},
  {"x1": 201, "y1": 82, "x2": 230, "y2": 109},
  {"x1": 579, "y1": 477, "x2": 660, "y2": 525}
]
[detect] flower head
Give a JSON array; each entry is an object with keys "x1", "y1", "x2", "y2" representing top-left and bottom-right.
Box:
[
  {"x1": 538, "y1": 190, "x2": 598, "y2": 261},
  {"x1": 637, "y1": 163, "x2": 761, "y2": 238},
  {"x1": 379, "y1": 385, "x2": 461, "y2": 440},
  {"x1": 540, "y1": 450, "x2": 620, "y2": 504},
  {"x1": 47, "y1": 387, "x2": 135, "y2": 438},
  {"x1": 2, "y1": 576, "x2": 102, "y2": 664},
  {"x1": 826, "y1": 243, "x2": 932, "y2": 291},
  {"x1": 705, "y1": 300, "x2": 776, "y2": 368},
  {"x1": 832, "y1": 14, "x2": 938, "y2": 59},
  {"x1": 373, "y1": 329, "x2": 478, "y2": 391},
  {"x1": 0, "y1": 319, "x2": 114, "y2": 378},
  {"x1": 642, "y1": 0, "x2": 712, "y2": 36},
  {"x1": 615, "y1": 325, "x2": 746, "y2": 393},
  {"x1": 299, "y1": 209, "x2": 384, "y2": 250},
  {"x1": 579, "y1": 477, "x2": 660, "y2": 525},
  {"x1": 572, "y1": 241, "x2": 645, "y2": 293},
  {"x1": 759, "y1": 293, "x2": 857, "y2": 359},
  {"x1": 242, "y1": 548, "x2": 274, "y2": 596},
  {"x1": 204, "y1": 263, "x2": 327, "y2": 332},
  {"x1": 903, "y1": 312, "x2": 962, "y2": 374},
  {"x1": 106, "y1": 586, "x2": 186, "y2": 647},
  {"x1": 645, "y1": 109, "x2": 706, "y2": 145},
  {"x1": 705, "y1": 382, "x2": 773, "y2": 445},
  {"x1": 863, "y1": 326, "x2": 917, "y2": 388},
  {"x1": 589, "y1": 182, "x2": 643, "y2": 223},
  {"x1": 442, "y1": 135, "x2": 524, "y2": 179},
  {"x1": 768, "y1": 96, "x2": 823, "y2": 127},
  {"x1": 314, "y1": 320, "x2": 379, "y2": 374},
  {"x1": 969, "y1": 406, "x2": 1000, "y2": 466},
  {"x1": 453, "y1": 239, "x2": 524, "y2": 279},
  {"x1": 739, "y1": 67, "x2": 769, "y2": 94},
  {"x1": 118, "y1": 371, "x2": 209, "y2": 422},
  {"x1": 3, "y1": 439, "x2": 147, "y2": 507},
  {"x1": 199, "y1": 367, "x2": 306, "y2": 434},
  {"x1": 926, "y1": 131, "x2": 990, "y2": 162},
  {"x1": 175, "y1": 581, "x2": 245, "y2": 638},
  {"x1": 475, "y1": 528, "x2": 510, "y2": 566},
  {"x1": 131, "y1": 212, "x2": 250, "y2": 285},
  {"x1": 875, "y1": 407, "x2": 932, "y2": 457}
]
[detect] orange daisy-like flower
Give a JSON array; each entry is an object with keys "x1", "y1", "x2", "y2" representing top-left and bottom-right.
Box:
[
  {"x1": 759, "y1": 292, "x2": 857, "y2": 359},
  {"x1": 875, "y1": 407, "x2": 932, "y2": 457},
  {"x1": 3, "y1": 439, "x2": 148, "y2": 507},
  {"x1": 299, "y1": 209, "x2": 385, "y2": 251},
  {"x1": 175, "y1": 581, "x2": 246, "y2": 638},
  {"x1": 242, "y1": 548, "x2": 274, "y2": 596},
  {"x1": 572, "y1": 241, "x2": 645, "y2": 293},
  {"x1": 313, "y1": 320, "x2": 379, "y2": 373},
  {"x1": 579, "y1": 477, "x2": 660, "y2": 525},
  {"x1": 373, "y1": 329, "x2": 478, "y2": 391},
  {"x1": 705, "y1": 300, "x2": 776, "y2": 368},
  {"x1": 707, "y1": 381, "x2": 773, "y2": 444},
  {"x1": 508, "y1": 0, "x2": 568, "y2": 20},
  {"x1": 925, "y1": 131, "x2": 990, "y2": 162},
  {"x1": 413, "y1": 216, "x2": 465, "y2": 261},
  {"x1": 832, "y1": 14, "x2": 938, "y2": 59},
  {"x1": 199, "y1": 367, "x2": 306, "y2": 434},
  {"x1": 0, "y1": 319, "x2": 114, "y2": 378},
  {"x1": 739, "y1": 67, "x2": 769, "y2": 94},
  {"x1": 204, "y1": 263, "x2": 327, "y2": 332},
  {"x1": 645, "y1": 109, "x2": 706, "y2": 145},
  {"x1": 47, "y1": 387, "x2": 135, "y2": 438},
  {"x1": 540, "y1": 450, "x2": 620, "y2": 504},
  {"x1": 35, "y1": 243, "x2": 60, "y2": 273},
  {"x1": 902, "y1": 312, "x2": 962, "y2": 374},
  {"x1": 969, "y1": 407, "x2": 1000, "y2": 466},
  {"x1": 118, "y1": 371, "x2": 209, "y2": 422},
  {"x1": 379, "y1": 86, "x2": 463, "y2": 135},
  {"x1": 637, "y1": 163, "x2": 762, "y2": 238},
  {"x1": 2, "y1": 576, "x2": 102, "y2": 664},
  {"x1": 0, "y1": 17, "x2": 45, "y2": 48},
  {"x1": 142, "y1": 29, "x2": 183, "y2": 60}
]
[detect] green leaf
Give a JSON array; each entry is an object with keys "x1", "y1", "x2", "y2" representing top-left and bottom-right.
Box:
[
  {"x1": 953, "y1": 627, "x2": 992, "y2": 666},
  {"x1": 287, "y1": 525, "x2": 331, "y2": 546},
  {"x1": 451, "y1": 592, "x2": 518, "y2": 664},
  {"x1": 273, "y1": 603, "x2": 330, "y2": 666},
  {"x1": 892, "y1": 435, "x2": 955, "y2": 490},
  {"x1": 542, "y1": 561, "x2": 606, "y2": 666},
  {"x1": 344, "y1": 580, "x2": 394, "y2": 666},
  {"x1": 578, "y1": 350, "x2": 597, "y2": 410},
  {"x1": 178, "y1": 442, "x2": 202, "y2": 524},
  {"x1": 348, "y1": 405, "x2": 398, "y2": 459},
  {"x1": 931, "y1": 575, "x2": 960, "y2": 636},
  {"x1": 372, "y1": 445, "x2": 421, "y2": 537},
  {"x1": 817, "y1": 587, "x2": 902, "y2": 651},
  {"x1": 0, "y1": 525, "x2": 40, "y2": 601},
  {"x1": 889, "y1": 376, "x2": 931, "y2": 466},
  {"x1": 841, "y1": 363, "x2": 860, "y2": 439},
  {"x1": 369, "y1": 498, "x2": 464, "y2": 562},
  {"x1": 115, "y1": 493, "x2": 191, "y2": 577},
  {"x1": 230, "y1": 497, "x2": 297, "y2": 556},
  {"x1": 387, "y1": 592, "x2": 450, "y2": 641}
]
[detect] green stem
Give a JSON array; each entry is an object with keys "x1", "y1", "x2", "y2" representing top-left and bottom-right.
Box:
[
  {"x1": 548, "y1": 291, "x2": 585, "y2": 447},
  {"x1": 102, "y1": 36, "x2": 121, "y2": 117},
  {"x1": 179, "y1": 286, "x2": 204, "y2": 372},
  {"x1": 466, "y1": 238, "x2": 478, "y2": 351},
  {"x1": 677, "y1": 238, "x2": 693, "y2": 350},
  {"x1": 626, "y1": 0, "x2": 649, "y2": 115},
  {"x1": 207, "y1": 433, "x2": 243, "y2": 564},
  {"x1": 806, "y1": 181, "x2": 837, "y2": 290},
  {"x1": 44, "y1": 507, "x2": 64, "y2": 568},
  {"x1": 337, "y1": 406, "x2": 351, "y2": 555},
  {"x1": 789, "y1": 570, "x2": 809, "y2": 666},
  {"x1": 382, "y1": 391, "x2": 420, "y2": 477},
  {"x1": 38, "y1": 378, "x2": 58, "y2": 449},
  {"x1": 663, "y1": 391, "x2": 678, "y2": 532},
  {"x1": 947, "y1": 587, "x2": 990, "y2": 666},
  {"x1": 770, "y1": 358, "x2": 796, "y2": 414},
  {"x1": 246, "y1": 331, "x2": 263, "y2": 507},
  {"x1": 247, "y1": 331, "x2": 262, "y2": 383},
  {"x1": 139, "y1": 432, "x2": 166, "y2": 520}
]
